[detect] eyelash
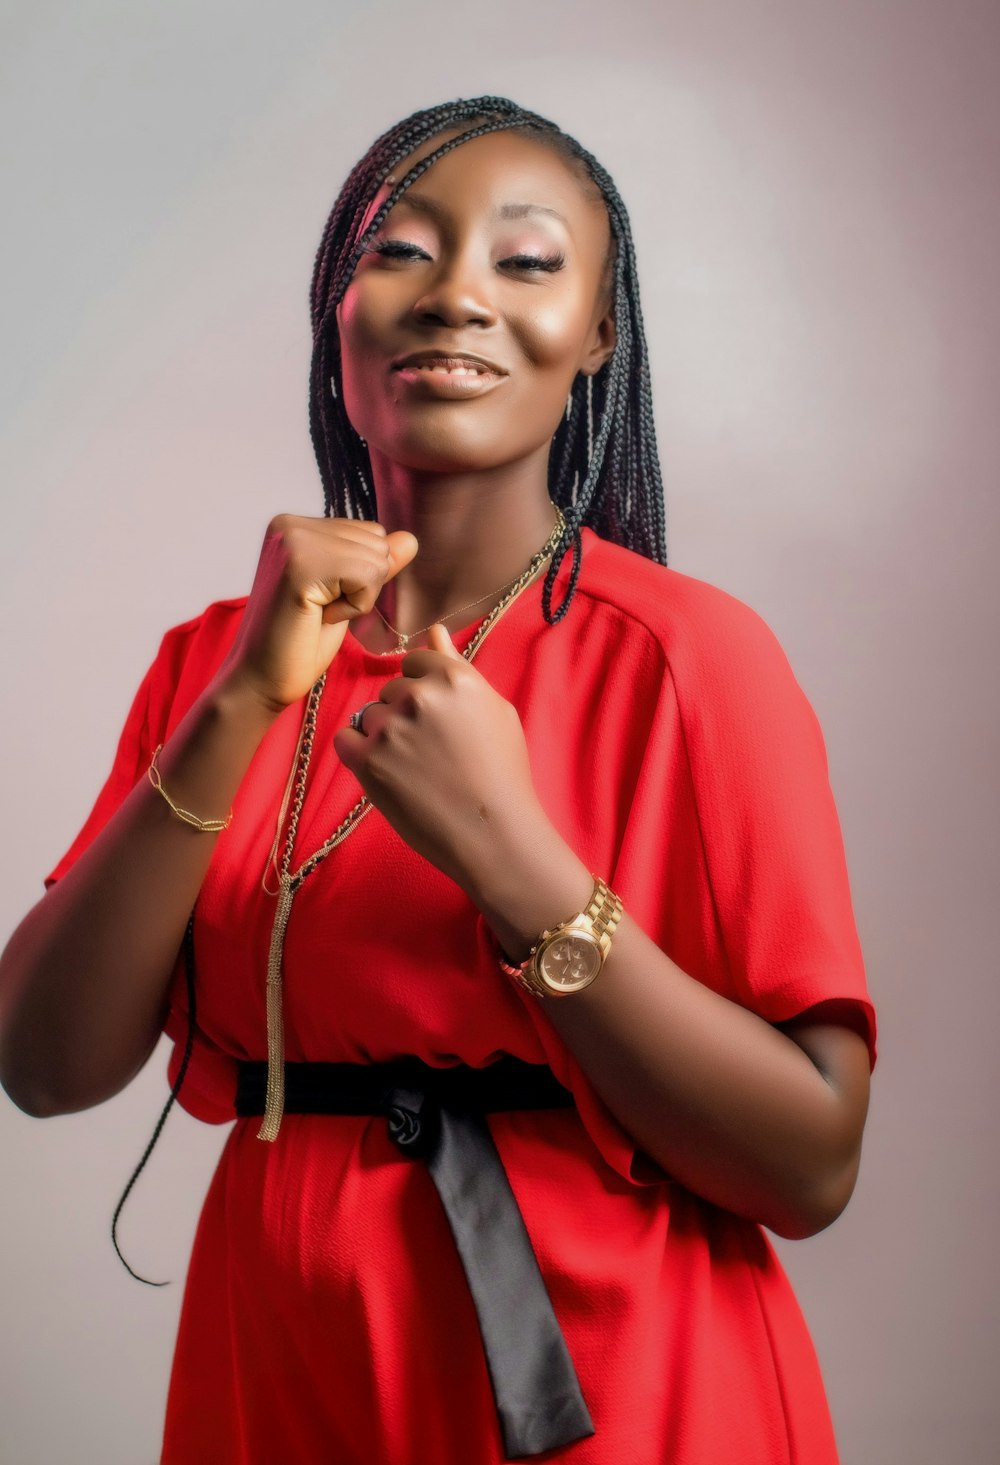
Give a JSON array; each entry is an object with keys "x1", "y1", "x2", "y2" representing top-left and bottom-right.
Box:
[{"x1": 364, "y1": 239, "x2": 566, "y2": 273}]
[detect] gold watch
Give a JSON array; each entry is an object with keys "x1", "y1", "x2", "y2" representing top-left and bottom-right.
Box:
[{"x1": 498, "y1": 877, "x2": 624, "y2": 998}]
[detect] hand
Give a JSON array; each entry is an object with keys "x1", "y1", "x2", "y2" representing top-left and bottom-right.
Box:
[
  {"x1": 332, "y1": 624, "x2": 543, "y2": 890},
  {"x1": 217, "y1": 515, "x2": 419, "y2": 713}
]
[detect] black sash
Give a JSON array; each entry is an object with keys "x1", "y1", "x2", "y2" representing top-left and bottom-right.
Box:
[{"x1": 234, "y1": 1055, "x2": 595, "y2": 1460}]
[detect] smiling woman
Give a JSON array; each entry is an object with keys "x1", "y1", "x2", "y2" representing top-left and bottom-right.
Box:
[
  {"x1": 0, "y1": 96, "x2": 875, "y2": 1464},
  {"x1": 335, "y1": 128, "x2": 614, "y2": 503}
]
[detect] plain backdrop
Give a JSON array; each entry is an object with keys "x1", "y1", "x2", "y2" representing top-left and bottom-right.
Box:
[{"x1": 2, "y1": 2, "x2": 998, "y2": 1461}]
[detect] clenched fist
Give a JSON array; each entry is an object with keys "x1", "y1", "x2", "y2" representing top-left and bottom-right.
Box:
[
  {"x1": 218, "y1": 515, "x2": 418, "y2": 713},
  {"x1": 332, "y1": 623, "x2": 545, "y2": 892}
]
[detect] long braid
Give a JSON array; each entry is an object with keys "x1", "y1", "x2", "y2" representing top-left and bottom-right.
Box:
[{"x1": 308, "y1": 96, "x2": 668, "y2": 621}]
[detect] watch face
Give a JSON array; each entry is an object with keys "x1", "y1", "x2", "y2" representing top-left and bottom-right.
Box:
[{"x1": 537, "y1": 934, "x2": 602, "y2": 993}]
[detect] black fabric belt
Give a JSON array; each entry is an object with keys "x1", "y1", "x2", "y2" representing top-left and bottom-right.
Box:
[{"x1": 234, "y1": 1056, "x2": 595, "y2": 1461}]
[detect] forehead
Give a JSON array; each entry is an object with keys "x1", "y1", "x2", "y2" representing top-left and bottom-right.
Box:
[{"x1": 358, "y1": 129, "x2": 609, "y2": 248}]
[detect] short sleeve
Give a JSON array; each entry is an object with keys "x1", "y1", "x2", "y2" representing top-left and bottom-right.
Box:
[
  {"x1": 673, "y1": 588, "x2": 877, "y2": 1068},
  {"x1": 494, "y1": 567, "x2": 877, "y2": 1191},
  {"x1": 39, "y1": 601, "x2": 247, "y2": 1124},
  {"x1": 43, "y1": 656, "x2": 159, "y2": 888},
  {"x1": 42, "y1": 603, "x2": 244, "y2": 889}
]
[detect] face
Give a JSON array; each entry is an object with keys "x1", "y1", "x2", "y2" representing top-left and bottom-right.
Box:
[{"x1": 334, "y1": 129, "x2": 616, "y2": 475}]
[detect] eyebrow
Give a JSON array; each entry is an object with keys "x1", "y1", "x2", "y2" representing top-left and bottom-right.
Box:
[{"x1": 387, "y1": 194, "x2": 569, "y2": 228}]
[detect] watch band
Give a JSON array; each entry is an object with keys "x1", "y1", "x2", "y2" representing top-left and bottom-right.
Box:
[{"x1": 498, "y1": 877, "x2": 624, "y2": 998}]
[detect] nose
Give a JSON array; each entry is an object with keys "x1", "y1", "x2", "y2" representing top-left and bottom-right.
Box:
[{"x1": 410, "y1": 250, "x2": 498, "y2": 330}]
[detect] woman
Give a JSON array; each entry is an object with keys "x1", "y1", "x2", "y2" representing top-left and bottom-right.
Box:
[{"x1": 0, "y1": 97, "x2": 876, "y2": 1463}]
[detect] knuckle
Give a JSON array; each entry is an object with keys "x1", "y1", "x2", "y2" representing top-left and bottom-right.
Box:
[
  {"x1": 407, "y1": 683, "x2": 428, "y2": 714},
  {"x1": 360, "y1": 556, "x2": 386, "y2": 584},
  {"x1": 278, "y1": 524, "x2": 309, "y2": 561}
]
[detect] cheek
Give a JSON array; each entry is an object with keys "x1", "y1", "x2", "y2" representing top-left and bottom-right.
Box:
[
  {"x1": 511, "y1": 290, "x2": 598, "y2": 372},
  {"x1": 335, "y1": 290, "x2": 378, "y2": 368},
  {"x1": 334, "y1": 291, "x2": 388, "y2": 428}
]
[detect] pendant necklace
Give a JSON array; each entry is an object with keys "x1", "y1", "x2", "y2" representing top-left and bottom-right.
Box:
[
  {"x1": 372, "y1": 564, "x2": 547, "y2": 655},
  {"x1": 256, "y1": 505, "x2": 567, "y2": 1142}
]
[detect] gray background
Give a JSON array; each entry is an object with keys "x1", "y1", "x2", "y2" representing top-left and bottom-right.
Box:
[{"x1": 2, "y1": 1, "x2": 997, "y2": 1460}]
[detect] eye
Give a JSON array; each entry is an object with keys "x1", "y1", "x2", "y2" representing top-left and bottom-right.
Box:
[
  {"x1": 363, "y1": 239, "x2": 429, "y2": 262},
  {"x1": 500, "y1": 252, "x2": 566, "y2": 274}
]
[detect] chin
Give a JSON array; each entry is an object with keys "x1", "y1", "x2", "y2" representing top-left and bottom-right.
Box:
[{"x1": 372, "y1": 423, "x2": 536, "y2": 475}]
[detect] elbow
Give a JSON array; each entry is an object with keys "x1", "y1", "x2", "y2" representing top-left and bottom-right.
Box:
[
  {"x1": 0, "y1": 1015, "x2": 80, "y2": 1117},
  {"x1": 765, "y1": 1152, "x2": 863, "y2": 1240},
  {"x1": 0, "y1": 1036, "x2": 83, "y2": 1116},
  {"x1": 0, "y1": 1062, "x2": 70, "y2": 1119},
  {"x1": 2, "y1": 1063, "x2": 131, "y2": 1119},
  {"x1": 0, "y1": 1020, "x2": 56, "y2": 1117},
  {"x1": 0, "y1": 1029, "x2": 153, "y2": 1119}
]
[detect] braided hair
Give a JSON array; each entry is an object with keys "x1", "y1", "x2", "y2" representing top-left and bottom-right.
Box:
[{"x1": 308, "y1": 95, "x2": 668, "y2": 623}]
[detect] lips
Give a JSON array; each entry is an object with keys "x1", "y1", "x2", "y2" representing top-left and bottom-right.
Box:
[
  {"x1": 389, "y1": 348, "x2": 510, "y2": 399},
  {"x1": 391, "y1": 350, "x2": 508, "y2": 376}
]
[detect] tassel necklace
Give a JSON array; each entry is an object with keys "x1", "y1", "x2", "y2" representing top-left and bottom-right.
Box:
[{"x1": 256, "y1": 505, "x2": 567, "y2": 1142}]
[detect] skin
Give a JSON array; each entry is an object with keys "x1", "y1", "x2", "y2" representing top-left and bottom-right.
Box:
[{"x1": 0, "y1": 129, "x2": 870, "y2": 1239}]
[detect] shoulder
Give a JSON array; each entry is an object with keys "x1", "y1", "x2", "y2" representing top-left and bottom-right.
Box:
[
  {"x1": 151, "y1": 595, "x2": 248, "y2": 674},
  {"x1": 157, "y1": 594, "x2": 249, "y2": 649},
  {"x1": 576, "y1": 529, "x2": 795, "y2": 682},
  {"x1": 573, "y1": 531, "x2": 824, "y2": 754},
  {"x1": 141, "y1": 596, "x2": 249, "y2": 733}
]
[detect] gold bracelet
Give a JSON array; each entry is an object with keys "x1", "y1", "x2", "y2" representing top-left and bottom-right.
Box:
[{"x1": 147, "y1": 745, "x2": 233, "y2": 833}]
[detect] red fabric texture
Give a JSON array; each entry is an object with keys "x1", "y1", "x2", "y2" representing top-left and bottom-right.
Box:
[{"x1": 46, "y1": 529, "x2": 876, "y2": 1463}]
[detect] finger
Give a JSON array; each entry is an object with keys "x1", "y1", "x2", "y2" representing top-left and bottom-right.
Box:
[
  {"x1": 332, "y1": 724, "x2": 367, "y2": 773},
  {"x1": 353, "y1": 702, "x2": 392, "y2": 739},
  {"x1": 321, "y1": 531, "x2": 415, "y2": 624},
  {"x1": 385, "y1": 531, "x2": 419, "y2": 581},
  {"x1": 325, "y1": 518, "x2": 388, "y2": 543},
  {"x1": 376, "y1": 677, "x2": 414, "y2": 708},
  {"x1": 426, "y1": 622, "x2": 464, "y2": 659},
  {"x1": 401, "y1": 644, "x2": 474, "y2": 681},
  {"x1": 400, "y1": 647, "x2": 449, "y2": 679},
  {"x1": 318, "y1": 549, "x2": 393, "y2": 623}
]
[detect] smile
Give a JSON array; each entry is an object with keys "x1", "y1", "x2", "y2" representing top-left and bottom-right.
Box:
[
  {"x1": 404, "y1": 363, "x2": 488, "y2": 376},
  {"x1": 392, "y1": 351, "x2": 507, "y2": 373},
  {"x1": 392, "y1": 360, "x2": 508, "y2": 397}
]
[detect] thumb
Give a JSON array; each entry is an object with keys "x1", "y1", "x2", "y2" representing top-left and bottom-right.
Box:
[
  {"x1": 385, "y1": 530, "x2": 419, "y2": 581},
  {"x1": 427, "y1": 622, "x2": 464, "y2": 659}
]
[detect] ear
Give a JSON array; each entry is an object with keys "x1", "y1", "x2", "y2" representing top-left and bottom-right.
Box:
[{"x1": 580, "y1": 306, "x2": 617, "y2": 378}]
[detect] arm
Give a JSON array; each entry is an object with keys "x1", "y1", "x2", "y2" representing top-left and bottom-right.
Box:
[
  {"x1": 334, "y1": 622, "x2": 873, "y2": 1241},
  {"x1": 0, "y1": 519, "x2": 417, "y2": 1117},
  {"x1": 0, "y1": 681, "x2": 277, "y2": 1117},
  {"x1": 466, "y1": 811, "x2": 871, "y2": 1240}
]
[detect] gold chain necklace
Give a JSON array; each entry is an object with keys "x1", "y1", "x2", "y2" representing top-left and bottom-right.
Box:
[{"x1": 256, "y1": 505, "x2": 567, "y2": 1141}]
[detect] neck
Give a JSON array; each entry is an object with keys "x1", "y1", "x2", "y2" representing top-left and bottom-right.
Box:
[{"x1": 360, "y1": 448, "x2": 561, "y2": 642}]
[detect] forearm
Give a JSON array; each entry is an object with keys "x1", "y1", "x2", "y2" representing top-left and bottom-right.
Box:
[
  {"x1": 0, "y1": 677, "x2": 277, "y2": 1117},
  {"x1": 462, "y1": 807, "x2": 868, "y2": 1238}
]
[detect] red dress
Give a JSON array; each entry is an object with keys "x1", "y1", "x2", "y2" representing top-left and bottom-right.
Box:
[{"x1": 47, "y1": 528, "x2": 876, "y2": 1464}]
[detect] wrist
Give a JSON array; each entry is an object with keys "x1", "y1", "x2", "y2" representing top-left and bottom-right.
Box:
[
  {"x1": 149, "y1": 672, "x2": 282, "y2": 825},
  {"x1": 498, "y1": 877, "x2": 624, "y2": 1000},
  {"x1": 204, "y1": 669, "x2": 285, "y2": 741},
  {"x1": 463, "y1": 803, "x2": 595, "y2": 968}
]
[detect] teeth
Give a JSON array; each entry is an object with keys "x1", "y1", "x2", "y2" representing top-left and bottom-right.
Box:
[{"x1": 414, "y1": 363, "x2": 484, "y2": 375}]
